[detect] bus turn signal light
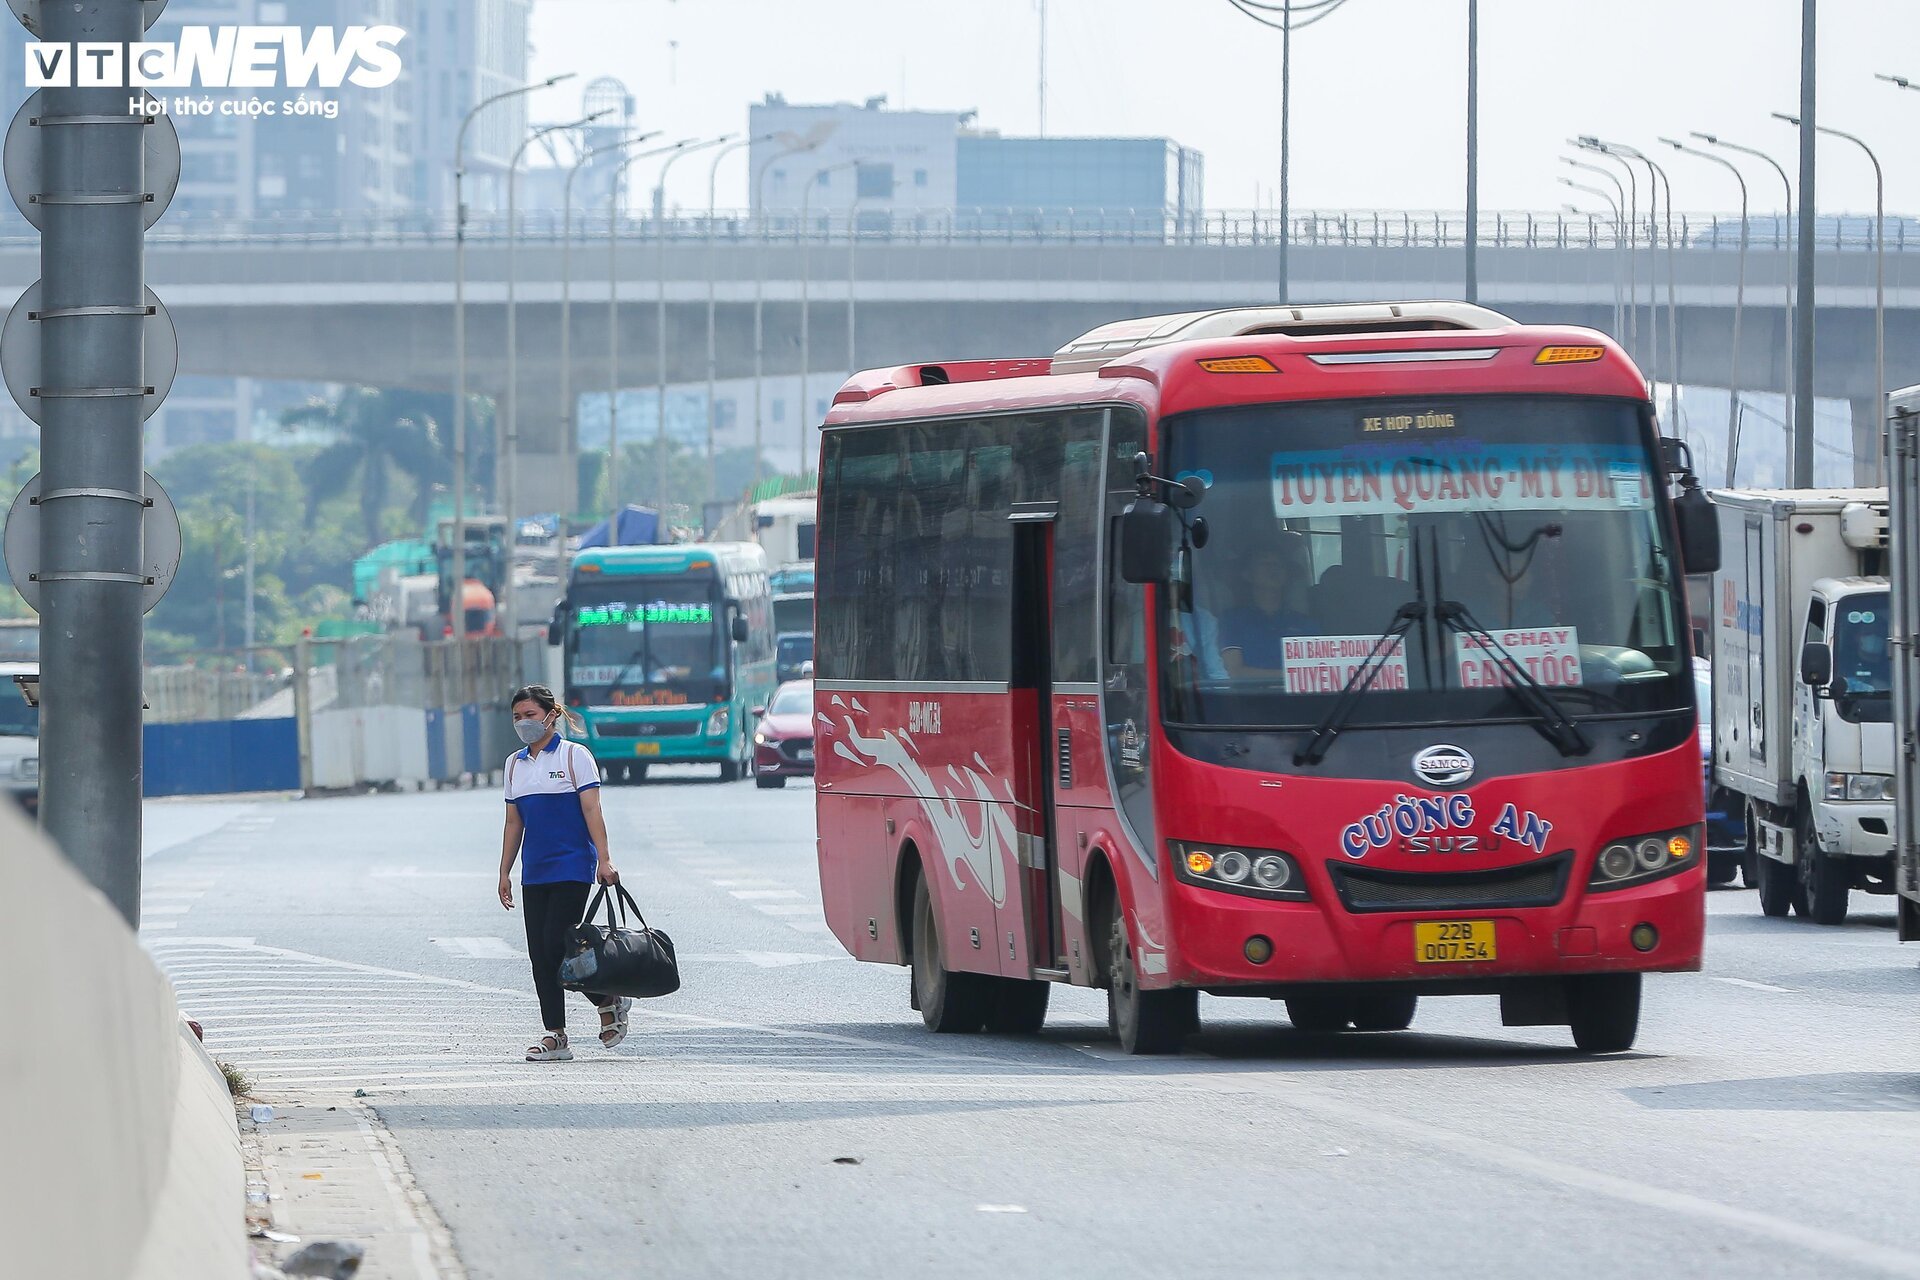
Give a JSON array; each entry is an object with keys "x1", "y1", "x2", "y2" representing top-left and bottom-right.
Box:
[
  {"x1": 1197, "y1": 355, "x2": 1280, "y2": 374},
  {"x1": 1186, "y1": 850, "x2": 1215, "y2": 875},
  {"x1": 1534, "y1": 345, "x2": 1606, "y2": 365}
]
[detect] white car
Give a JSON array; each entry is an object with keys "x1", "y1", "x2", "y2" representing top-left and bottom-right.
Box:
[{"x1": 0, "y1": 662, "x2": 39, "y2": 815}]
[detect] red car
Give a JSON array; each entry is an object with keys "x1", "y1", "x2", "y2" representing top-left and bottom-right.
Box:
[{"x1": 752, "y1": 679, "x2": 814, "y2": 788}]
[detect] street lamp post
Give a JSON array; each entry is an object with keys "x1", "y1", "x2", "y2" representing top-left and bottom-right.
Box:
[
  {"x1": 562, "y1": 133, "x2": 661, "y2": 527},
  {"x1": 651, "y1": 136, "x2": 732, "y2": 523},
  {"x1": 1562, "y1": 156, "x2": 1636, "y2": 359},
  {"x1": 452, "y1": 73, "x2": 572, "y2": 644},
  {"x1": 1777, "y1": 112, "x2": 1885, "y2": 484},
  {"x1": 1695, "y1": 132, "x2": 1795, "y2": 455},
  {"x1": 503, "y1": 109, "x2": 610, "y2": 634},
  {"x1": 704, "y1": 134, "x2": 775, "y2": 513},
  {"x1": 607, "y1": 139, "x2": 695, "y2": 541},
  {"x1": 1664, "y1": 138, "x2": 1749, "y2": 484},
  {"x1": 1586, "y1": 139, "x2": 1681, "y2": 435},
  {"x1": 800, "y1": 161, "x2": 861, "y2": 481},
  {"x1": 751, "y1": 139, "x2": 824, "y2": 492},
  {"x1": 1556, "y1": 181, "x2": 1624, "y2": 337}
]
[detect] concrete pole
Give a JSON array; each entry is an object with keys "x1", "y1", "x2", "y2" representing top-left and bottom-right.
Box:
[
  {"x1": 608, "y1": 141, "x2": 692, "y2": 540},
  {"x1": 1564, "y1": 155, "x2": 1635, "y2": 360},
  {"x1": 1280, "y1": 0, "x2": 1291, "y2": 302},
  {"x1": 453, "y1": 76, "x2": 567, "y2": 643},
  {"x1": 798, "y1": 161, "x2": 858, "y2": 481},
  {"x1": 36, "y1": 0, "x2": 149, "y2": 923},
  {"x1": 751, "y1": 141, "x2": 821, "y2": 493},
  {"x1": 1793, "y1": 0, "x2": 1817, "y2": 488}
]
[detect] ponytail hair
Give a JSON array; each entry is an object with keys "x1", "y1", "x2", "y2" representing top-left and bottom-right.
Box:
[{"x1": 508, "y1": 684, "x2": 586, "y2": 736}]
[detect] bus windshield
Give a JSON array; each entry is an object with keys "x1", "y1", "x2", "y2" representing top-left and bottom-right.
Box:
[
  {"x1": 0, "y1": 678, "x2": 36, "y2": 737},
  {"x1": 568, "y1": 578, "x2": 726, "y2": 706},
  {"x1": 1161, "y1": 395, "x2": 1690, "y2": 730}
]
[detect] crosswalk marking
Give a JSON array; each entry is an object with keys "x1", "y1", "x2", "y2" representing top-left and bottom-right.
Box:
[
  {"x1": 729, "y1": 889, "x2": 804, "y2": 900},
  {"x1": 430, "y1": 936, "x2": 526, "y2": 959}
]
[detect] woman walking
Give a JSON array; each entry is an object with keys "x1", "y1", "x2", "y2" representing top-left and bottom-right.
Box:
[{"x1": 499, "y1": 684, "x2": 631, "y2": 1061}]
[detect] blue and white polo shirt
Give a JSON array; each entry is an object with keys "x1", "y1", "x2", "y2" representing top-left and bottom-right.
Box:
[{"x1": 504, "y1": 735, "x2": 602, "y2": 885}]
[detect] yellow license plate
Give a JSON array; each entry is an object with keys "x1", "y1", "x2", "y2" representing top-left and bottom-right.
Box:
[
  {"x1": 1414, "y1": 920, "x2": 1496, "y2": 964},
  {"x1": 633, "y1": 742, "x2": 661, "y2": 757}
]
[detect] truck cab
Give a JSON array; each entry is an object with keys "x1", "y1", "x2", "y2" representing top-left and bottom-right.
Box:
[{"x1": 1712, "y1": 490, "x2": 1897, "y2": 925}]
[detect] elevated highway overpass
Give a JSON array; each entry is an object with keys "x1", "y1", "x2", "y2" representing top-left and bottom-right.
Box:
[{"x1": 2, "y1": 209, "x2": 1913, "y2": 511}]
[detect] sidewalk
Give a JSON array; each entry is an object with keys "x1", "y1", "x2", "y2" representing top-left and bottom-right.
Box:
[{"x1": 242, "y1": 1094, "x2": 465, "y2": 1280}]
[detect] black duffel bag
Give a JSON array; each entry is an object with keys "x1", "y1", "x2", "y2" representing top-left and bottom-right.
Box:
[{"x1": 559, "y1": 882, "x2": 681, "y2": 999}]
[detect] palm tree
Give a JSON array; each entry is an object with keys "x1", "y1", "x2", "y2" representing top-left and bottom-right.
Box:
[{"x1": 281, "y1": 389, "x2": 450, "y2": 549}]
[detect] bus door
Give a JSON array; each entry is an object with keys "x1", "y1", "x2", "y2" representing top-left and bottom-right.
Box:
[{"x1": 1009, "y1": 504, "x2": 1068, "y2": 971}]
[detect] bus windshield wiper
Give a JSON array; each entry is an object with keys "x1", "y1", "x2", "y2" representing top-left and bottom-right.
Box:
[
  {"x1": 1295, "y1": 601, "x2": 1427, "y2": 766},
  {"x1": 1435, "y1": 601, "x2": 1591, "y2": 757},
  {"x1": 604, "y1": 638, "x2": 650, "y2": 702}
]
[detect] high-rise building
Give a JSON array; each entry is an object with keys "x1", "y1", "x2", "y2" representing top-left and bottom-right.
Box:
[
  {"x1": 409, "y1": 0, "x2": 533, "y2": 213},
  {"x1": 744, "y1": 95, "x2": 1204, "y2": 236}
]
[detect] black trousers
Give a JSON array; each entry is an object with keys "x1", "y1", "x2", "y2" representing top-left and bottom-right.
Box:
[{"x1": 523, "y1": 880, "x2": 612, "y2": 1032}]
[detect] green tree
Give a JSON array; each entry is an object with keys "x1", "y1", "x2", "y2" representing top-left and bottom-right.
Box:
[{"x1": 280, "y1": 388, "x2": 459, "y2": 550}]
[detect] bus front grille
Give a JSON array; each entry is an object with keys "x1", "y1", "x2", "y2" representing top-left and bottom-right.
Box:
[
  {"x1": 1328, "y1": 853, "x2": 1571, "y2": 914},
  {"x1": 596, "y1": 720, "x2": 701, "y2": 738}
]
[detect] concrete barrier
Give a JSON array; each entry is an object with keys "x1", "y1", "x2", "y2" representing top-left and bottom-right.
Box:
[{"x1": 0, "y1": 802, "x2": 248, "y2": 1280}]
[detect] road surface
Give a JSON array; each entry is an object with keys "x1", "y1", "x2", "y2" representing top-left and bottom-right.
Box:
[{"x1": 141, "y1": 775, "x2": 1920, "y2": 1279}]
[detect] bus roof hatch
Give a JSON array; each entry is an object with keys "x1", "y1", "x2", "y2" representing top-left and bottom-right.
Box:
[{"x1": 1050, "y1": 302, "x2": 1516, "y2": 375}]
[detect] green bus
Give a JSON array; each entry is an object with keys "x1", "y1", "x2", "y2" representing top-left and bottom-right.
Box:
[{"x1": 557, "y1": 543, "x2": 774, "y2": 783}]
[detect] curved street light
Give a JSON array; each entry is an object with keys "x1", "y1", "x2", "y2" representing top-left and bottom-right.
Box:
[
  {"x1": 703, "y1": 133, "x2": 778, "y2": 511},
  {"x1": 1563, "y1": 155, "x2": 1636, "y2": 359},
  {"x1": 500, "y1": 108, "x2": 612, "y2": 631},
  {"x1": 1776, "y1": 111, "x2": 1885, "y2": 483},
  {"x1": 650, "y1": 136, "x2": 735, "y2": 518},
  {"x1": 1663, "y1": 137, "x2": 1749, "y2": 484},
  {"x1": 1583, "y1": 138, "x2": 1679, "y2": 429},
  {"x1": 452, "y1": 72, "x2": 573, "y2": 643},
  {"x1": 1694, "y1": 131, "x2": 1796, "y2": 450}
]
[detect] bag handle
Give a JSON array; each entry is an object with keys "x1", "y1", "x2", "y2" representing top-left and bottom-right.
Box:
[{"x1": 583, "y1": 882, "x2": 652, "y2": 933}]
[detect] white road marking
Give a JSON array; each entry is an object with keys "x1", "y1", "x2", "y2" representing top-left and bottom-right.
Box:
[
  {"x1": 430, "y1": 937, "x2": 526, "y2": 960},
  {"x1": 976, "y1": 1205, "x2": 1029, "y2": 1214},
  {"x1": 785, "y1": 922, "x2": 837, "y2": 935},
  {"x1": 371, "y1": 869, "x2": 496, "y2": 880},
  {"x1": 140, "y1": 921, "x2": 179, "y2": 931},
  {"x1": 1709, "y1": 975, "x2": 1794, "y2": 994},
  {"x1": 755, "y1": 905, "x2": 820, "y2": 917},
  {"x1": 730, "y1": 889, "x2": 805, "y2": 900},
  {"x1": 680, "y1": 952, "x2": 843, "y2": 968}
]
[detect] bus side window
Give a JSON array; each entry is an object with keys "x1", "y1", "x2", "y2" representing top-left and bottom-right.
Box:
[{"x1": 1106, "y1": 516, "x2": 1146, "y2": 668}]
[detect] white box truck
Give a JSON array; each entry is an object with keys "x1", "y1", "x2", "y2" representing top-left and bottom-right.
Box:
[
  {"x1": 1710, "y1": 489, "x2": 1897, "y2": 925},
  {"x1": 1886, "y1": 389, "x2": 1920, "y2": 942}
]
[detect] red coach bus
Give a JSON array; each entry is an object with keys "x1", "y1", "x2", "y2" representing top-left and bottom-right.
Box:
[{"x1": 812, "y1": 303, "x2": 1721, "y2": 1054}]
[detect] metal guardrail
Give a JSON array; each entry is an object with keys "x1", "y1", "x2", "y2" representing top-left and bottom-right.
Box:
[{"x1": 0, "y1": 208, "x2": 1909, "y2": 252}]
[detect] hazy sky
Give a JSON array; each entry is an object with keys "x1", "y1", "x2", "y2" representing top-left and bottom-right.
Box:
[{"x1": 525, "y1": 0, "x2": 1918, "y2": 217}]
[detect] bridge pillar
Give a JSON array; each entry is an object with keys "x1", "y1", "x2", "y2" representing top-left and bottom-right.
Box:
[{"x1": 1850, "y1": 395, "x2": 1887, "y2": 487}]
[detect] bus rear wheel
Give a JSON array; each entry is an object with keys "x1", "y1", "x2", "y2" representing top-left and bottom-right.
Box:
[
  {"x1": 1105, "y1": 903, "x2": 1194, "y2": 1055},
  {"x1": 983, "y1": 979, "x2": 1050, "y2": 1035},
  {"x1": 910, "y1": 875, "x2": 988, "y2": 1033},
  {"x1": 1566, "y1": 973, "x2": 1640, "y2": 1053},
  {"x1": 755, "y1": 774, "x2": 786, "y2": 790}
]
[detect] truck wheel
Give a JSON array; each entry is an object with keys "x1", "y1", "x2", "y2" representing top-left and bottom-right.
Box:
[
  {"x1": 1105, "y1": 901, "x2": 1193, "y2": 1055},
  {"x1": 1795, "y1": 806, "x2": 1848, "y2": 924},
  {"x1": 754, "y1": 774, "x2": 786, "y2": 790},
  {"x1": 1567, "y1": 973, "x2": 1640, "y2": 1053},
  {"x1": 1756, "y1": 852, "x2": 1799, "y2": 917},
  {"x1": 910, "y1": 875, "x2": 988, "y2": 1033},
  {"x1": 1706, "y1": 850, "x2": 1740, "y2": 886},
  {"x1": 983, "y1": 978, "x2": 1051, "y2": 1035}
]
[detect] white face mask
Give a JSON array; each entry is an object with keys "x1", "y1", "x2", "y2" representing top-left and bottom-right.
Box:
[{"x1": 513, "y1": 717, "x2": 550, "y2": 745}]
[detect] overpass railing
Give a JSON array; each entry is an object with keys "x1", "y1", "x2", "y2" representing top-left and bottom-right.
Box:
[{"x1": 0, "y1": 208, "x2": 1910, "y2": 252}]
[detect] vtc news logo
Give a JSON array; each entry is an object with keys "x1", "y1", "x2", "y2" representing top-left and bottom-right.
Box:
[{"x1": 25, "y1": 26, "x2": 407, "y2": 90}]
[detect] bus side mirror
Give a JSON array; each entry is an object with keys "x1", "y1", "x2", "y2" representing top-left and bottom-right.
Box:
[
  {"x1": 1675, "y1": 484, "x2": 1721, "y2": 575},
  {"x1": 1119, "y1": 499, "x2": 1178, "y2": 584},
  {"x1": 732, "y1": 615, "x2": 750, "y2": 645},
  {"x1": 1800, "y1": 642, "x2": 1833, "y2": 693}
]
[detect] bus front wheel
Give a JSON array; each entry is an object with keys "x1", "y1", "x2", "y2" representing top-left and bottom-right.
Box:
[
  {"x1": 910, "y1": 875, "x2": 988, "y2": 1033},
  {"x1": 1566, "y1": 973, "x2": 1640, "y2": 1053},
  {"x1": 1105, "y1": 902, "x2": 1194, "y2": 1055}
]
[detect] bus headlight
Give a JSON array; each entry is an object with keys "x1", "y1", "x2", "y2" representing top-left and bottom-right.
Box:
[
  {"x1": 1170, "y1": 841, "x2": 1308, "y2": 902},
  {"x1": 704, "y1": 707, "x2": 731, "y2": 738},
  {"x1": 1589, "y1": 826, "x2": 1699, "y2": 891},
  {"x1": 1825, "y1": 772, "x2": 1893, "y2": 801}
]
